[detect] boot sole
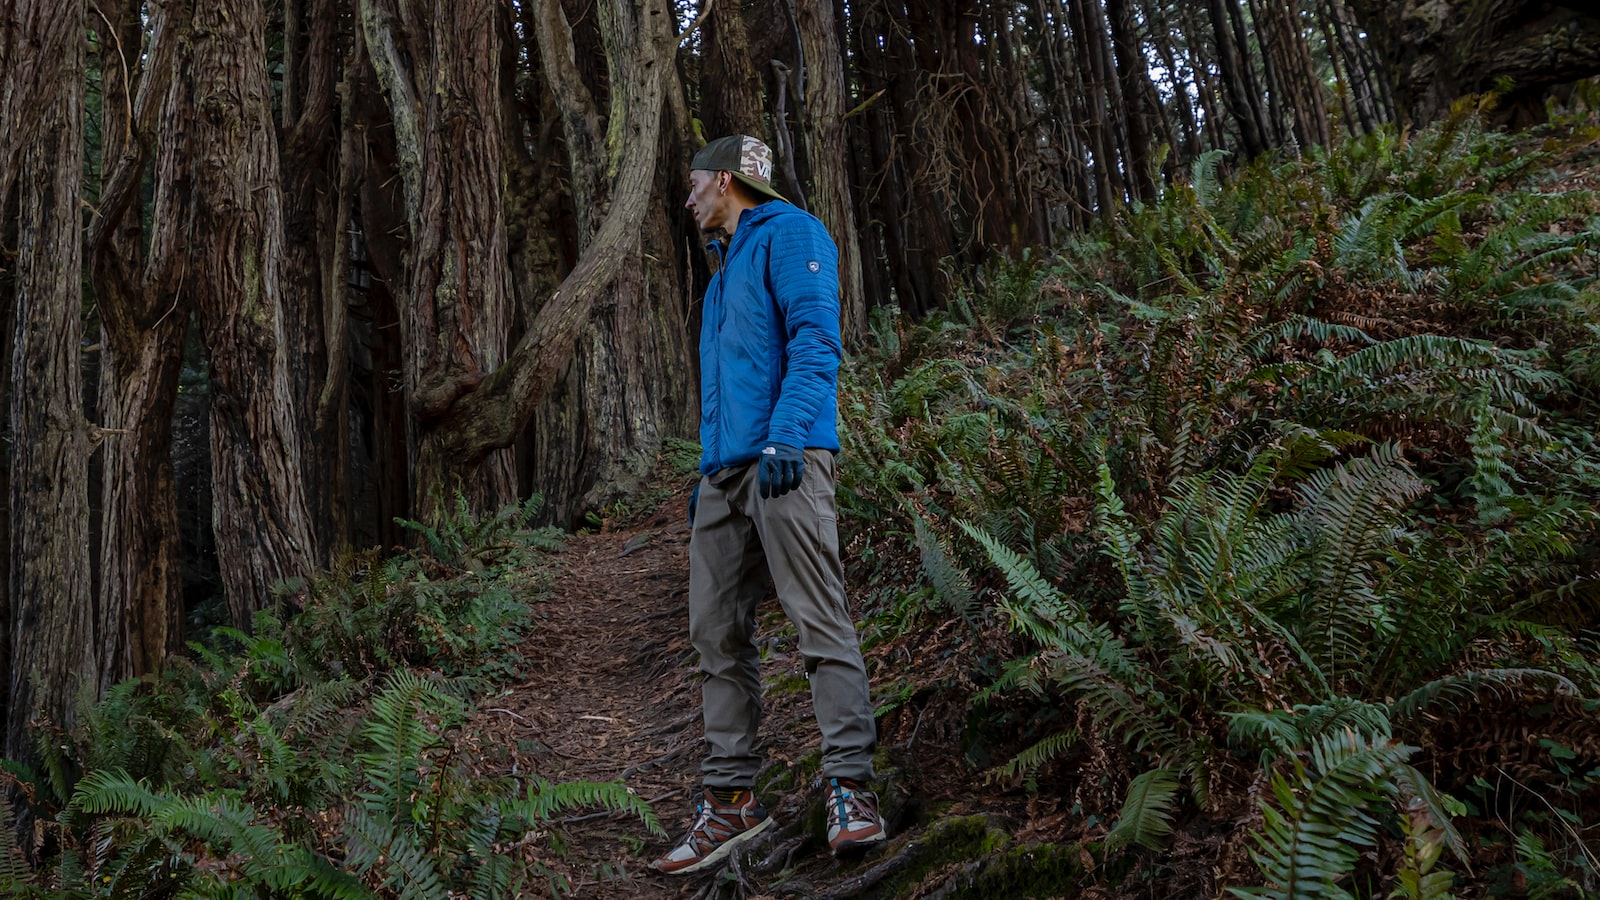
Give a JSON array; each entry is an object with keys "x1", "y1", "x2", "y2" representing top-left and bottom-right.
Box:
[
  {"x1": 830, "y1": 829, "x2": 887, "y2": 857},
  {"x1": 652, "y1": 816, "x2": 775, "y2": 875}
]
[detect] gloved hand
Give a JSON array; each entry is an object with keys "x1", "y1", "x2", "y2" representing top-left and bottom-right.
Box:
[
  {"x1": 688, "y1": 483, "x2": 700, "y2": 527},
  {"x1": 758, "y1": 443, "x2": 805, "y2": 499}
]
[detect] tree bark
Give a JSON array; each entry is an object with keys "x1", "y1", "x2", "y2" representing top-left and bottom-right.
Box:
[
  {"x1": 794, "y1": 0, "x2": 867, "y2": 345},
  {"x1": 1206, "y1": 0, "x2": 1269, "y2": 156},
  {"x1": 188, "y1": 0, "x2": 320, "y2": 625},
  {"x1": 6, "y1": 0, "x2": 92, "y2": 761},
  {"x1": 1105, "y1": 0, "x2": 1158, "y2": 200},
  {"x1": 703, "y1": 0, "x2": 770, "y2": 142},
  {"x1": 1345, "y1": 0, "x2": 1600, "y2": 126},
  {"x1": 519, "y1": 0, "x2": 697, "y2": 526},
  {"x1": 1069, "y1": 0, "x2": 1123, "y2": 208},
  {"x1": 282, "y1": 0, "x2": 353, "y2": 557},
  {"x1": 379, "y1": 0, "x2": 689, "y2": 525},
  {"x1": 361, "y1": 0, "x2": 520, "y2": 518},
  {"x1": 89, "y1": 0, "x2": 190, "y2": 689},
  {"x1": 0, "y1": 0, "x2": 81, "y2": 213}
]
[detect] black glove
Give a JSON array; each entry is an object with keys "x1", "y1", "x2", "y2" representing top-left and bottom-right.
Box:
[
  {"x1": 688, "y1": 483, "x2": 700, "y2": 527},
  {"x1": 758, "y1": 443, "x2": 805, "y2": 499}
]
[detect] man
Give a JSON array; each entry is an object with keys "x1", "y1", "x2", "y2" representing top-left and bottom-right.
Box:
[{"x1": 650, "y1": 134, "x2": 886, "y2": 876}]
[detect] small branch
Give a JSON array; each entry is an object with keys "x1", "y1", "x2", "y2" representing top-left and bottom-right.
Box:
[{"x1": 677, "y1": 0, "x2": 716, "y2": 49}]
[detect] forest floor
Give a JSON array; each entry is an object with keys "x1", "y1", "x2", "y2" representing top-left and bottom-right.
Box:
[{"x1": 454, "y1": 488, "x2": 1079, "y2": 900}]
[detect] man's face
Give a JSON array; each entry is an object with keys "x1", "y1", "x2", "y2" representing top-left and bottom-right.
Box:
[{"x1": 685, "y1": 169, "x2": 733, "y2": 233}]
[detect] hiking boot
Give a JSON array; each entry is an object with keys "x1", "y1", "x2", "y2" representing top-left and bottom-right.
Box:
[
  {"x1": 650, "y1": 788, "x2": 774, "y2": 875},
  {"x1": 824, "y1": 777, "x2": 886, "y2": 855}
]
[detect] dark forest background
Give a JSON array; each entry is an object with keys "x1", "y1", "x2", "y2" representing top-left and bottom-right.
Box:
[{"x1": 2, "y1": 0, "x2": 1600, "y2": 894}]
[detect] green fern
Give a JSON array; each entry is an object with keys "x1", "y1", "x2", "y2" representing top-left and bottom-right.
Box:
[
  {"x1": 914, "y1": 514, "x2": 978, "y2": 619},
  {"x1": 502, "y1": 778, "x2": 664, "y2": 837},
  {"x1": 1233, "y1": 730, "x2": 1417, "y2": 900},
  {"x1": 0, "y1": 795, "x2": 26, "y2": 889},
  {"x1": 1106, "y1": 766, "x2": 1181, "y2": 851},
  {"x1": 994, "y1": 730, "x2": 1082, "y2": 783},
  {"x1": 354, "y1": 671, "x2": 465, "y2": 819}
]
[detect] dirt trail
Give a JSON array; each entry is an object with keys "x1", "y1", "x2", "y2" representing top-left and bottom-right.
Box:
[
  {"x1": 459, "y1": 492, "x2": 1057, "y2": 899},
  {"x1": 466, "y1": 496, "x2": 842, "y2": 898}
]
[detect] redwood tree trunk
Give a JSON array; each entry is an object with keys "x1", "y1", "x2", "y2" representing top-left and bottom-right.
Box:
[
  {"x1": 6, "y1": 0, "x2": 92, "y2": 760},
  {"x1": 794, "y1": 0, "x2": 867, "y2": 345},
  {"x1": 520, "y1": 0, "x2": 696, "y2": 526},
  {"x1": 361, "y1": 0, "x2": 519, "y2": 519},
  {"x1": 90, "y1": 0, "x2": 191, "y2": 688},
  {"x1": 0, "y1": 0, "x2": 80, "y2": 210},
  {"x1": 413, "y1": 0, "x2": 687, "y2": 522},
  {"x1": 189, "y1": 0, "x2": 320, "y2": 625},
  {"x1": 1346, "y1": 0, "x2": 1600, "y2": 126},
  {"x1": 704, "y1": 0, "x2": 770, "y2": 142}
]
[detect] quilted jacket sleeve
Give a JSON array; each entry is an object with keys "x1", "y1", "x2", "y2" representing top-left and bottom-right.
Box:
[{"x1": 766, "y1": 214, "x2": 842, "y2": 448}]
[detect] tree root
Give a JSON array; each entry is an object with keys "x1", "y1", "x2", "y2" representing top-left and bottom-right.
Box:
[
  {"x1": 815, "y1": 836, "x2": 931, "y2": 899},
  {"x1": 619, "y1": 740, "x2": 698, "y2": 780},
  {"x1": 754, "y1": 833, "x2": 809, "y2": 874}
]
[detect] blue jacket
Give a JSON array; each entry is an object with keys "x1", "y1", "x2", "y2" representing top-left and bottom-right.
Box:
[{"x1": 699, "y1": 201, "x2": 842, "y2": 475}]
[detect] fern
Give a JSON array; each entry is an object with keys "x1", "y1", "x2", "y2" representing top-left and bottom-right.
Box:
[
  {"x1": 0, "y1": 795, "x2": 26, "y2": 888},
  {"x1": 355, "y1": 671, "x2": 464, "y2": 819},
  {"x1": 995, "y1": 730, "x2": 1081, "y2": 783},
  {"x1": 914, "y1": 514, "x2": 978, "y2": 619},
  {"x1": 502, "y1": 779, "x2": 664, "y2": 838},
  {"x1": 1234, "y1": 730, "x2": 1417, "y2": 900},
  {"x1": 1106, "y1": 766, "x2": 1181, "y2": 851}
]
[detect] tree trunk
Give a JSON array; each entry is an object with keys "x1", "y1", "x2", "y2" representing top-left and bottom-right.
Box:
[
  {"x1": 1324, "y1": 0, "x2": 1384, "y2": 131},
  {"x1": 392, "y1": 0, "x2": 687, "y2": 525},
  {"x1": 851, "y1": 0, "x2": 925, "y2": 311},
  {"x1": 1345, "y1": 0, "x2": 1600, "y2": 126},
  {"x1": 6, "y1": 0, "x2": 91, "y2": 761},
  {"x1": 703, "y1": 0, "x2": 770, "y2": 142},
  {"x1": 0, "y1": 0, "x2": 81, "y2": 211},
  {"x1": 188, "y1": 0, "x2": 320, "y2": 625},
  {"x1": 794, "y1": 0, "x2": 867, "y2": 345},
  {"x1": 1206, "y1": 0, "x2": 1269, "y2": 156},
  {"x1": 90, "y1": 0, "x2": 190, "y2": 689},
  {"x1": 361, "y1": 0, "x2": 519, "y2": 519},
  {"x1": 519, "y1": 0, "x2": 696, "y2": 526},
  {"x1": 1105, "y1": 0, "x2": 1158, "y2": 200},
  {"x1": 282, "y1": 0, "x2": 353, "y2": 557},
  {"x1": 1149, "y1": 0, "x2": 1204, "y2": 163},
  {"x1": 1069, "y1": 0, "x2": 1122, "y2": 208}
]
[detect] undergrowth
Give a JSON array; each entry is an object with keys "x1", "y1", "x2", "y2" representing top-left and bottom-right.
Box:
[
  {"x1": 840, "y1": 104, "x2": 1600, "y2": 897},
  {"x1": 1, "y1": 496, "x2": 662, "y2": 899}
]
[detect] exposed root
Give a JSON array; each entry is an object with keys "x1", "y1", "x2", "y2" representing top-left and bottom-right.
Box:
[
  {"x1": 816, "y1": 836, "x2": 931, "y2": 899},
  {"x1": 754, "y1": 833, "x2": 809, "y2": 874}
]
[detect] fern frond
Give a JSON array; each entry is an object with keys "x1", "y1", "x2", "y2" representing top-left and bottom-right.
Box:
[
  {"x1": 1390, "y1": 763, "x2": 1468, "y2": 867},
  {"x1": 1106, "y1": 766, "x2": 1181, "y2": 851},
  {"x1": 995, "y1": 730, "x2": 1081, "y2": 782},
  {"x1": 1389, "y1": 668, "x2": 1577, "y2": 723},
  {"x1": 502, "y1": 779, "x2": 664, "y2": 837},
  {"x1": 1234, "y1": 730, "x2": 1416, "y2": 899},
  {"x1": 914, "y1": 515, "x2": 978, "y2": 619},
  {"x1": 958, "y1": 520, "x2": 1078, "y2": 628},
  {"x1": 70, "y1": 769, "x2": 161, "y2": 817},
  {"x1": 0, "y1": 796, "x2": 26, "y2": 886}
]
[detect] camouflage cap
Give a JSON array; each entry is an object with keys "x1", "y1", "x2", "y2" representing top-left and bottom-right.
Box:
[{"x1": 690, "y1": 134, "x2": 787, "y2": 203}]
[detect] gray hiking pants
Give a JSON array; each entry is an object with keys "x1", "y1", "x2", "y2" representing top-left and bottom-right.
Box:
[{"x1": 689, "y1": 448, "x2": 877, "y2": 788}]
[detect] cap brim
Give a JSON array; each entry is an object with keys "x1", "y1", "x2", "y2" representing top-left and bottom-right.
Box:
[{"x1": 731, "y1": 171, "x2": 787, "y2": 204}]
